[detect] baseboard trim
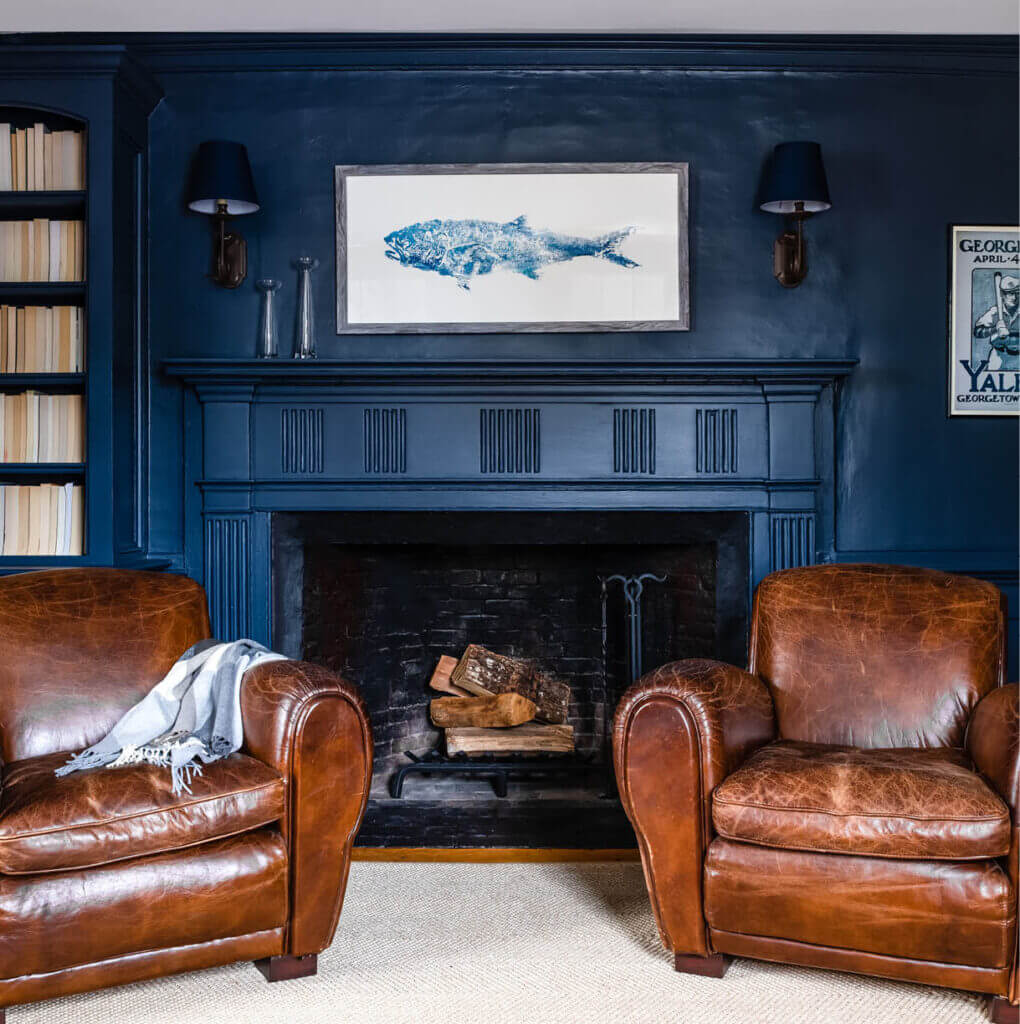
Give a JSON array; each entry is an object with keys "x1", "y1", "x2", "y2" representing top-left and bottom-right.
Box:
[{"x1": 352, "y1": 847, "x2": 640, "y2": 863}]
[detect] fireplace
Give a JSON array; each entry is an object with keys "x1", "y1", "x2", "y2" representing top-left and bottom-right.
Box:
[
  {"x1": 273, "y1": 510, "x2": 748, "y2": 847},
  {"x1": 165, "y1": 358, "x2": 851, "y2": 843}
]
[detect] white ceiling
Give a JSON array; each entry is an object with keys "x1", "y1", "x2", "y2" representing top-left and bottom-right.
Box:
[{"x1": 2, "y1": 0, "x2": 1018, "y2": 35}]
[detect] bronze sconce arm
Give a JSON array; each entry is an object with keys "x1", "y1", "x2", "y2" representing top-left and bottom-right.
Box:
[
  {"x1": 211, "y1": 199, "x2": 248, "y2": 289},
  {"x1": 773, "y1": 201, "x2": 810, "y2": 289}
]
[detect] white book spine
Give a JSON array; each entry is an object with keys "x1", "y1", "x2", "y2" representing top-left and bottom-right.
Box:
[{"x1": 61, "y1": 482, "x2": 72, "y2": 556}]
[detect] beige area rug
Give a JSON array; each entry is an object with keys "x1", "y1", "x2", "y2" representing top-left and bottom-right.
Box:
[{"x1": 18, "y1": 862, "x2": 991, "y2": 1024}]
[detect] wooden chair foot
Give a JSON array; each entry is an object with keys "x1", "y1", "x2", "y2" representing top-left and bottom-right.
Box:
[
  {"x1": 673, "y1": 952, "x2": 729, "y2": 978},
  {"x1": 990, "y1": 998, "x2": 1019, "y2": 1024},
  {"x1": 254, "y1": 953, "x2": 318, "y2": 982}
]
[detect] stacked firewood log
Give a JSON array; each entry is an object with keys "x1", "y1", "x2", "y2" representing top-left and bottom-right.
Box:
[{"x1": 428, "y1": 644, "x2": 574, "y2": 756}]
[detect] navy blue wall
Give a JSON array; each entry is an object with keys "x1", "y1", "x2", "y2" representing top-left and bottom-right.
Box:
[{"x1": 141, "y1": 39, "x2": 1017, "y2": 602}]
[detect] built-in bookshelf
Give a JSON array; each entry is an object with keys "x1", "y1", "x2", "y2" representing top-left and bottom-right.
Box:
[
  {"x1": 0, "y1": 106, "x2": 86, "y2": 560},
  {"x1": 0, "y1": 53, "x2": 161, "y2": 573}
]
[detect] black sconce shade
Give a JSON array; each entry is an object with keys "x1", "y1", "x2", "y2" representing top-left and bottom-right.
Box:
[
  {"x1": 187, "y1": 141, "x2": 259, "y2": 215},
  {"x1": 759, "y1": 141, "x2": 831, "y2": 214}
]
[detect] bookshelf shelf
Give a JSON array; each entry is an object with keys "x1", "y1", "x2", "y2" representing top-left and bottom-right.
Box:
[
  {"x1": 0, "y1": 373, "x2": 84, "y2": 391},
  {"x1": 0, "y1": 282, "x2": 86, "y2": 305},
  {"x1": 0, "y1": 556, "x2": 87, "y2": 573},
  {"x1": 0, "y1": 463, "x2": 85, "y2": 479},
  {"x1": 0, "y1": 190, "x2": 86, "y2": 217}
]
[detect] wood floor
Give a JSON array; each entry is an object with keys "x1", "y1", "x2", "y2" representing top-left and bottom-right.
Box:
[{"x1": 352, "y1": 847, "x2": 640, "y2": 862}]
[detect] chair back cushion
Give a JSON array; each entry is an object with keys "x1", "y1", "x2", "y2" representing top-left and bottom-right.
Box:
[
  {"x1": 0, "y1": 569, "x2": 211, "y2": 762},
  {"x1": 749, "y1": 564, "x2": 1005, "y2": 748}
]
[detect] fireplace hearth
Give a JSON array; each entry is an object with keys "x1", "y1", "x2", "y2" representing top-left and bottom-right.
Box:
[{"x1": 273, "y1": 510, "x2": 748, "y2": 847}]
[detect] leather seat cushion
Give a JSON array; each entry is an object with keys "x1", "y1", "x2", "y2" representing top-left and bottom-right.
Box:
[
  {"x1": 712, "y1": 740, "x2": 1011, "y2": 860},
  {"x1": 0, "y1": 750, "x2": 285, "y2": 874},
  {"x1": 704, "y1": 838, "x2": 1015, "y2": 969}
]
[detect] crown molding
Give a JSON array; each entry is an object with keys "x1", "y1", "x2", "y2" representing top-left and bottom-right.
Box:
[{"x1": 0, "y1": 33, "x2": 1015, "y2": 77}]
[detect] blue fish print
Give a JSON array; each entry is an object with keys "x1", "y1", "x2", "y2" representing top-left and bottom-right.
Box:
[{"x1": 383, "y1": 215, "x2": 638, "y2": 290}]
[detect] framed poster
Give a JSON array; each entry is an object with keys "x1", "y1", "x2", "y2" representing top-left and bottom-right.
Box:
[
  {"x1": 335, "y1": 163, "x2": 689, "y2": 334},
  {"x1": 949, "y1": 224, "x2": 1020, "y2": 416}
]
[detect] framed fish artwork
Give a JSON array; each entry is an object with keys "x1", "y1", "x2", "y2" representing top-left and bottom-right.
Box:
[{"x1": 334, "y1": 162, "x2": 689, "y2": 334}]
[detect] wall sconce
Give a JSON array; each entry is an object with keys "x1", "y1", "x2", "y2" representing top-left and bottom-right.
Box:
[
  {"x1": 759, "y1": 141, "x2": 831, "y2": 288},
  {"x1": 186, "y1": 141, "x2": 260, "y2": 289}
]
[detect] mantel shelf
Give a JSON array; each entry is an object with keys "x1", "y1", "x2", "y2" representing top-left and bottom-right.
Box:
[{"x1": 164, "y1": 357, "x2": 858, "y2": 388}]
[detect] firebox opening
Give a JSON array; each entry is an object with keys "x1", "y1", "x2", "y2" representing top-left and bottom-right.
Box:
[{"x1": 273, "y1": 511, "x2": 748, "y2": 847}]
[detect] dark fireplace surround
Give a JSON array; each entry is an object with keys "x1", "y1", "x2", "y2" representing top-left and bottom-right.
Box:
[{"x1": 165, "y1": 358, "x2": 853, "y2": 847}]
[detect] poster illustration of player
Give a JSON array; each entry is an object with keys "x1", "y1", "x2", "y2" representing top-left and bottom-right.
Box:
[{"x1": 949, "y1": 225, "x2": 1020, "y2": 416}]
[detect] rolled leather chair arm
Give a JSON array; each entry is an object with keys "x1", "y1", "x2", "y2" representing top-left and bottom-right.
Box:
[
  {"x1": 612, "y1": 659, "x2": 776, "y2": 955},
  {"x1": 241, "y1": 659, "x2": 373, "y2": 956},
  {"x1": 967, "y1": 683, "x2": 1019, "y2": 814}
]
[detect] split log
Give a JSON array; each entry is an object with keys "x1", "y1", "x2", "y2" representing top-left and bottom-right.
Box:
[
  {"x1": 428, "y1": 655, "x2": 474, "y2": 697},
  {"x1": 450, "y1": 644, "x2": 531, "y2": 696},
  {"x1": 445, "y1": 723, "x2": 575, "y2": 757},
  {"x1": 450, "y1": 644, "x2": 570, "y2": 724},
  {"x1": 430, "y1": 693, "x2": 537, "y2": 729}
]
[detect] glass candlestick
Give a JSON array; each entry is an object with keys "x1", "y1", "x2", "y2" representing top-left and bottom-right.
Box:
[
  {"x1": 292, "y1": 256, "x2": 319, "y2": 360},
  {"x1": 254, "y1": 279, "x2": 282, "y2": 359}
]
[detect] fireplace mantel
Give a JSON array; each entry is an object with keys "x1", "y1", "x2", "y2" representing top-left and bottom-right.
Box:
[
  {"x1": 164, "y1": 358, "x2": 855, "y2": 386},
  {"x1": 164, "y1": 357, "x2": 855, "y2": 643}
]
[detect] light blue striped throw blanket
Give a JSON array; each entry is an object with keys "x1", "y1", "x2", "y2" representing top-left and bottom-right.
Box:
[{"x1": 55, "y1": 639, "x2": 285, "y2": 794}]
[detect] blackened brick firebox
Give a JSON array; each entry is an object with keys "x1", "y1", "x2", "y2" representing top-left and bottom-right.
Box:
[{"x1": 273, "y1": 510, "x2": 748, "y2": 847}]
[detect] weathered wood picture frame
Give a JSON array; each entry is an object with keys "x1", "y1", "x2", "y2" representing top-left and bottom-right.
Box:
[{"x1": 335, "y1": 162, "x2": 690, "y2": 334}]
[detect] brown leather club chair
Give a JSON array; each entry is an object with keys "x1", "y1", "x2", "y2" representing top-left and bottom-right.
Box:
[
  {"x1": 614, "y1": 564, "x2": 1019, "y2": 1023},
  {"x1": 0, "y1": 569, "x2": 372, "y2": 1020}
]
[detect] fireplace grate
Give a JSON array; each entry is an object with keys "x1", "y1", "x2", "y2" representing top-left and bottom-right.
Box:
[{"x1": 389, "y1": 748, "x2": 589, "y2": 799}]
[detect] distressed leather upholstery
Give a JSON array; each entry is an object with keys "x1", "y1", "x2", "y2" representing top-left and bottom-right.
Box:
[
  {"x1": 613, "y1": 564, "x2": 1018, "y2": 1013},
  {"x1": 0, "y1": 751, "x2": 284, "y2": 874},
  {"x1": 749, "y1": 564, "x2": 1004, "y2": 748},
  {"x1": 968, "y1": 683, "x2": 1020, "y2": 1006},
  {"x1": 705, "y1": 839, "x2": 1015, "y2": 969},
  {"x1": 0, "y1": 569, "x2": 212, "y2": 763},
  {"x1": 613, "y1": 658, "x2": 775, "y2": 954},
  {"x1": 0, "y1": 569, "x2": 372, "y2": 1014},
  {"x1": 713, "y1": 741, "x2": 1011, "y2": 860}
]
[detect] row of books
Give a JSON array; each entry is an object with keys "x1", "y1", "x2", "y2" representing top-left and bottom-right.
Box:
[
  {"x1": 0, "y1": 483, "x2": 83, "y2": 556},
  {"x1": 0, "y1": 219, "x2": 85, "y2": 282},
  {"x1": 0, "y1": 125, "x2": 85, "y2": 192},
  {"x1": 0, "y1": 392, "x2": 84, "y2": 463},
  {"x1": 0, "y1": 306, "x2": 84, "y2": 373}
]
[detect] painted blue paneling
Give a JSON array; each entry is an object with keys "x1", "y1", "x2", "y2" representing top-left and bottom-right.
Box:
[
  {"x1": 5, "y1": 36, "x2": 1014, "y2": 646},
  {"x1": 138, "y1": 37, "x2": 1017, "y2": 575}
]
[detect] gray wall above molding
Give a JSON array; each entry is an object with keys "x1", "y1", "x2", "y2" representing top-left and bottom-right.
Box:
[{"x1": 1, "y1": 1, "x2": 1016, "y2": 35}]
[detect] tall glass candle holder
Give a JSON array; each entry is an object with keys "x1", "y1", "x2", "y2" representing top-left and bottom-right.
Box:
[
  {"x1": 292, "y1": 256, "x2": 319, "y2": 360},
  {"x1": 255, "y1": 279, "x2": 282, "y2": 359}
]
